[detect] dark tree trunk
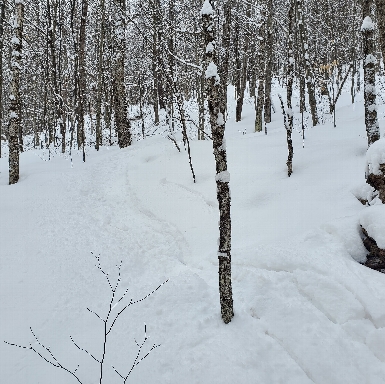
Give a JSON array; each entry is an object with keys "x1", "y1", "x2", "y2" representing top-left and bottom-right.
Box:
[
  {"x1": 0, "y1": 0, "x2": 5, "y2": 158},
  {"x1": 78, "y1": 0, "x2": 88, "y2": 161},
  {"x1": 255, "y1": 11, "x2": 266, "y2": 132},
  {"x1": 264, "y1": 0, "x2": 273, "y2": 124},
  {"x1": 235, "y1": 3, "x2": 251, "y2": 122},
  {"x1": 286, "y1": 0, "x2": 295, "y2": 176},
  {"x1": 375, "y1": 0, "x2": 385, "y2": 66},
  {"x1": 113, "y1": 0, "x2": 131, "y2": 148},
  {"x1": 95, "y1": 0, "x2": 106, "y2": 150},
  {"x1": 9, "y1": 1, "x2": 24, "y2": 184}
]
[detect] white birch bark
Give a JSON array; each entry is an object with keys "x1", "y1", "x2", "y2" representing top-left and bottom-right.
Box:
[{"x1": 201, "y1": 0, "x2": 234, "y2": 324}]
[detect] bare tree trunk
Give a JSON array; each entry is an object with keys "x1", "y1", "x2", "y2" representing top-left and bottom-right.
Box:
[
  {"x1": 152, "y1": 3, "x2": 159, "y2": 125},
  {"x1": 47, "y1": 0, "x2": 66, "y2": 153},
  {"x1": 264, "y1": 0, "x2": 273, "y2": 124},
  {"x1": 197, "y1": 28, "x2": 205, "y2": 140},
  {"x1": 202, "y1": 0, "x2": 234, "y2": 325},
  {"x1": 78, "y1": 0, "x2": 88, "y2": 161},
  {"x1": 375, "y1": 0, "x2": 385, "y2": 66},
  {"x1": 235, "y1": 3, "x2": 251, "y2": 122},
  {"x1": 95, "y1": 0, "x2": 105, "y2": 150},
  {"x1": 296, "y1": 0, "x2": 318, "y2": 125},
  {"x1": 361, "y1": 3, "x2": 379, "y2": 147},
  {"x1": 255, "y1": 11, "x2": 266, "y2": 132},
  {"x1": 113, "y1": 0, "x2": 131, "y2": 148},
  {"x1": 220, "y1": 0, "x2": 232, "y2": 118},
  {"x1": 286, "y1": 0, "x2": 295, "y2": 176},
  {"x1": 9, "y1": 0, "x2": 24, "y2": 184},
  {"x1": 0, "y1": 0, "x2": 5, "y2": 158}
]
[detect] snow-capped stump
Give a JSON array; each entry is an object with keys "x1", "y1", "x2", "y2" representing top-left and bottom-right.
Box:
[
  {"x1": 366, "y1": 138, "x2": 385, "y2": 204},
  {"x1": 360, "y1": 205, "x2": 385, "y2": 272}
]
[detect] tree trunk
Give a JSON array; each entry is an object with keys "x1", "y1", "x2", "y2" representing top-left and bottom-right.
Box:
[
  {"x1": 235, "y1": 3, "x2": 251, "y2": 122},
  {"x1": 361, "y1": 3, "x2": 379, "y2": 147},
  {"x1": 375, "y1": 0, "x2": 385, "y2": 66},
  {"x1": 9, "y1": 0, "x2": 24, "y2": 184},
  {"x1": 95, "y1": 0, "x2": 106, "y2": 150},
  {"x1": 264, "y1": 0, "x2": 273, "y2": 124},
  {"x1": 113, "y1": 0, "x2": 131, "y2": 148},
  {"x1": 47, "y1": 0, "x2": 65, "y2": 153},
  {"x1": 255, "y1": 12, "x2": 266, "y2": 132},
  {"x1": 297, "y1": 0, "x2": 318, "y2": 125},
  {"x1": 0, "y1": 0, "x2": 5, "y2": 158},
  {"x1": 220, "y1": 0, "x2": 232, "y2": 119},
  {"x1": 202, "y1": 0, "x2": 234, "y2": 324},
  {"x1": 152, "y1": 2, "x2": 159, "y2": 125},
  {"x1": 78, "y1": 0, "x2": 88, "y2": 161},
  {"x1": 286, "y1": 0, "x2": 295, "y2": 176}
]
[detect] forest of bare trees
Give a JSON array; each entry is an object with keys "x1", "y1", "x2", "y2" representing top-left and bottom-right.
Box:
[{"x1": 1, "y1": 0, "x2": 383, "y2": 166}]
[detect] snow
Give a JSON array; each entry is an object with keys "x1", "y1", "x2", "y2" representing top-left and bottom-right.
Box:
[
  {"x1": 360, "y1": 205, "x2": 385, "y2": 248},
  {"x1": 1, "y1": 80, "x2": 385, "y2": 384},
  {"x1": 365, "y1": 54, "x2": 377, "y2": 65},
  {"x1": 361, "y1": 16, "x2": 375, "y2": 31},
  {"x1": 216, "y1": 112, "x2": 224, "y2": 126},
  {"x1": 215, "y1": 170, "x2": 230, "y2": 183},
  {"x1": 366, "y1": 137, "x2": 385, "y2": 175},
  {"x1": 200, "y1": 0, "x2": 213, "y2": 15},
  {"x1": 206, "y1": 42, "x2": 215, "y2": 53},
  {"x1": 205, "y1": 61, "x2": 218, "y2": 79},
  {"x1": 11, "y1": 37, "x2": 20, "y2": 45}
]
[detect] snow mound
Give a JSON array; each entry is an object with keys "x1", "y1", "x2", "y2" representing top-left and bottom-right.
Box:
[
  {"x1": 366, "y1": 138, "x2": 385, "y2": 175},
  {"x1": 360, "y1": 205, "x2": 385, "y2": 248}
]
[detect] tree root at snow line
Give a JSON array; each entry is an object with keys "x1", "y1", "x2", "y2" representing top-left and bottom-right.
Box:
[{"x1": 361, "y1": 226, "x2": 385, "y2": 273}]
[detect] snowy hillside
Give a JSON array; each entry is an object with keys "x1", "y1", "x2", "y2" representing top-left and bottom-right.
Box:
[{"x1": 1, "y1": 86, "x2": 385, "y2": 384}]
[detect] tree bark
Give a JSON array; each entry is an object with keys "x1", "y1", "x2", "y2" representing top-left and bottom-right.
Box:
[
  {"x1": 264, "y1": 0, "x2": 273, "y2": 124},
  {"x1": 113, "y1": 0, "x2": 131, "y2": 148},
  {"x1": 255, "y1": 11, "x2": 266, "y2": 132},
  {"x1": 375, "y1": 0, "x2": 385, "y2": 66},
  {"x1": 47, "y1": 0, "x2": 66, "y2": 153},
  {"x1": 78, "y1": 0, "x2": 88, "y2": 161},
  {"x1": 0, "y1": 0, "x2": 5, "y2": 158},
  {"x1": 220, "y1": 0, "x2": 232, "y2": 119},
  {"x1": 286, "y1": 0, "x2": 295, "y2": 176},
  {"x1": 202, "y1": 0, "x2": 234, "y2": 324},
  {"x1": 95, "y1": 0, "x2": 106, "y2": 150},
  {"x1": 235, "y1": 3, "x2": 251, "y2": 122},
  {"x1": 9, "y1": 0, "x2": 24, "y2": 184},
  {"x1": 361, "y1": 3, "x2": 379, "y2": 147}
]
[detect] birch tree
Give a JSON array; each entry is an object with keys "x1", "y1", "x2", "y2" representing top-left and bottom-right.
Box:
[
  {"x1": 361, "y1": 5, "x2": 379, "y2": 147},
  {"x1": 9, "y1": 0, "x2": 24, "y2": 185},
  {"x1": 201, "y1": 0, "x2": 234, "y2": 324}
]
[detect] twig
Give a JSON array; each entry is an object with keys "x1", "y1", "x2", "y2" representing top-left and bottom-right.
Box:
[{"x1": 4, "y1": 327, "x2": 84, "y2": 384}]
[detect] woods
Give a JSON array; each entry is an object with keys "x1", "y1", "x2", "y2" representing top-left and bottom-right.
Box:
[
  {"x1": 0, "y1": 0, "x2": 384, "y2": 324},
  {"x1": 2, "y1": 0, "x2": 385, "y2": 380}
]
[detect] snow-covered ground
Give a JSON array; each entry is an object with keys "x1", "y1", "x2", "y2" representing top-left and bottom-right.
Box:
[{"x1": 1, "y1": 84, "x2": 385, "y2": 384}]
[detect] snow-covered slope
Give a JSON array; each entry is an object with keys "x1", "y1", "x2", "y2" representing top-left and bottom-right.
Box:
[{"x1": 1, "y1": 88, "x2": 385, "y2": 383}]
